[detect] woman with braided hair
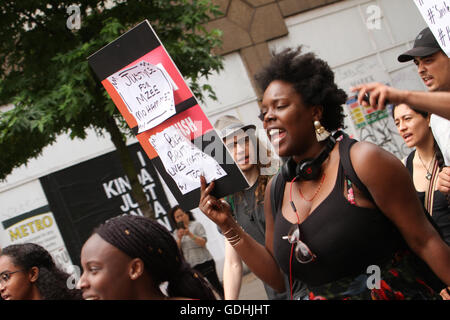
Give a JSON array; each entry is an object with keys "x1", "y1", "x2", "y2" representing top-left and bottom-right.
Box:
[
  {"x1": 77, "y1": 214, "x2": 216, "y2": 300},
  {"x1": 0, "y1": 243, "x2": 82, "y2": 300}
]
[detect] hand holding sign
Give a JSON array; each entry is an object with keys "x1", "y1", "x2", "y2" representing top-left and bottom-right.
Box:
[
  {"x1": 199, "y1": 176, "x2": 233, "y2": 228},
  {"x1": 89, "y1": 20, "x2": 249, "y2": 210}
]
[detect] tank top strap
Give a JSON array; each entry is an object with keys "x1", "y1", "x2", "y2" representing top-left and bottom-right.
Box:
[
  {"x1": 270, "y1": 171, "x2": 286, "y2": 221},
  {"x1": 405, "y1": 150, "x2": 415, "y2": 175},
  {"x1": 338, "y1": 134, "x2": 373, "y2": 202}
]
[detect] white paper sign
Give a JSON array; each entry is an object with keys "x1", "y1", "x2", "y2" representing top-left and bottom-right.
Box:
[
  {"x1": 149, "y1": 126, "x2": 227, "y2": 195},
  {"x1": 414, "y1": 0, "x2": 450, "y2": 57},
  {"x1": 107, "y1": 61, "x2": 176, "y2": 133}
]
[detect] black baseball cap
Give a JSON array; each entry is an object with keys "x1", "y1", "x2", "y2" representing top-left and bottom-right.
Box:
[{"x1": 398, "y1": 27, "x2": 442, "y2": 62}]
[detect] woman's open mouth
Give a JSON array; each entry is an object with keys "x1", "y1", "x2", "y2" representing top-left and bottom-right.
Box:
[{"x1": 268, "y1": 128, "x2": 286, "y2": 146}]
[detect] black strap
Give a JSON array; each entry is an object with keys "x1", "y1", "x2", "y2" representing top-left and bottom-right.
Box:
[
  {"x1": 270, "y1": 171, "x2": 284, "y2": 221},
  {"x1": 338, "y1": 134, "x2": 373, "y2": 202},
  {"x1": 405, "y1": 150, "x2": 415, "y2": 175}
]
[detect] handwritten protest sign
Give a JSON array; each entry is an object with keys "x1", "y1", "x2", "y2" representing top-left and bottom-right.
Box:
[
  {"x1": 149, "y1": 126, "x2": 226, "y2": 195},
  {"x1": 414, "y1": 0, "x2": 450, "y2": 57},
  {"x1": 107, "y1": 61, "x2": 175, "y2": 133},
  {"x1": 88, "y1": 20, "x2": 248, "y2": 210}
]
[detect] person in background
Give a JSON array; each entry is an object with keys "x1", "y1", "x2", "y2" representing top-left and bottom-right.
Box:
[
  {"x1": 77, "y1": 214, "x2": 216, "y2": 300},
  {"x1": 199, "y1": 46, "x2": 450, "y2": 300},
  {"x1": 169, "y1": 205, "x2": 224, "y2": 299},
  {"x1": 0, "y1": 243, "x2": 81, "y2": 300},
  {"x1": 352, "y1": 27, "x2": 450, "y2": 196},
  {"x1": 392, "y1": 103, "x2": 450, "y2": 245},
  {"x1": 213, "y1": 115, "x2": 307, "y2": 300}
]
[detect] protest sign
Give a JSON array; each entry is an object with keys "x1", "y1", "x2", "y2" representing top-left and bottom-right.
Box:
[
  {"x1": 88, "y1": 20, "x2": 248, "y2": 210},
  {"x1": 414, "y1": 0, "x2": 450, "y2": 57}
]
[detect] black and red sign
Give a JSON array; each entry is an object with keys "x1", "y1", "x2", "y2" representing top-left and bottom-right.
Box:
[{"x1": 88, "y1": 20, "x2": 248, "y2": 210}]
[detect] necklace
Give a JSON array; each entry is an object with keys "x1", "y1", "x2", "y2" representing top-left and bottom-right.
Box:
[
  {"x1": 417, "y1": 152, "x2": 436, "y2": 180},
  {"x1": 298, "y1": 173, "x2": 326, "y2": 202}
]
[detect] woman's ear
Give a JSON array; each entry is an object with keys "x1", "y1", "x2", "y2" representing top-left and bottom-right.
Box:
[
  {"x1": 129, "y1": 258, "x2": 145, "y2": 280},
  {"x1": 311, "y1": 105, "x2": 324, "y2": 122},
  {"x1": 28, "y1": 266, "x2": 40, "y2": 283}
]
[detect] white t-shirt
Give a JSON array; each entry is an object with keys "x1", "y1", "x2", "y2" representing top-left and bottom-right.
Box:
[{"x1": 430, "y1": 114, "x2": 450, "y2": 165}]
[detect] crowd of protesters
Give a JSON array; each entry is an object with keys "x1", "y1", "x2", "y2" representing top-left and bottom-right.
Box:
[{"x1": 1, "y1": 26, "x2": 449, "y2": 300}]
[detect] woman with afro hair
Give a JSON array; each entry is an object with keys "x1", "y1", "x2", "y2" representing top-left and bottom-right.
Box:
[{"x1": 199, "y1": 46, "x2": 450, "y2": 300}]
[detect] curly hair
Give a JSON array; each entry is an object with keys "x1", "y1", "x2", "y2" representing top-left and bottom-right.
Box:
[
  {"x1": 255, "y1": 46, "x2": 347, "y2": 131},
  {"x1": 0, "y1": 243, "x2": 81, "y2": 300},
  {"x1": 94, "y1": 214, "x2": 216, "y2": 300}
]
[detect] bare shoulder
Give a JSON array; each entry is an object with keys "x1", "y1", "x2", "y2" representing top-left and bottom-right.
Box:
[
  {"x1": 349, "y1": 140, "x2": 406, "y2": 181},
  {"x1": 350, "y1": 140, "x2": 401, "y2": 164}
]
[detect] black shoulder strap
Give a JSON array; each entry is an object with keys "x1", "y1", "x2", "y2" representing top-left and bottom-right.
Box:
[
  {"x1": 270, "y1": 171, "x2": 285, "y2": 220},
  {"x1": 405, "y1": 150, "x2": 415, "y2": 175},
  {"x1": 338, "y1": 133, "x2": 373, "y2": 201}
]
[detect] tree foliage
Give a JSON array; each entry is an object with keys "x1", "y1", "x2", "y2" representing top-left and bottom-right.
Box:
[{"x1": 0, "y1": 0, "x2": 223, "y2": 181}]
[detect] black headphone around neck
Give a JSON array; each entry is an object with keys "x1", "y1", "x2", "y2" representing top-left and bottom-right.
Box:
[{"x1": 281, "y1": 134, "x2": 338, "y2": 182}]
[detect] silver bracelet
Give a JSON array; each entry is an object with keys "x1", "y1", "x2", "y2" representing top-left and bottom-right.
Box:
[{"x1": 224, "y1": 227, "x2": 242, "y2": 247}]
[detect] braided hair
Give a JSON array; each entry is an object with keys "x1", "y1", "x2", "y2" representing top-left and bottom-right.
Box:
[
  {"x1": 0, "y1": 243, "x2": 81, "y2": 300},
  {"x1": 94, "y1": 214, "x2": 216, "y2": 300}
]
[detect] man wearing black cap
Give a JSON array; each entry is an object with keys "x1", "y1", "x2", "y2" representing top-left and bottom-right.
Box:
[
  {"x1": 398, "y1": 27, "x2": 450, "y2": 168},
  {"x1": 351, "y1": 27, "x2": 450, "y2": 197},
  {"x1": 398, "y1": 27, "x2": 450, "y2": 92},
  {"x1": 352, "y1": 27, "x2": 450, "y2": 120}
]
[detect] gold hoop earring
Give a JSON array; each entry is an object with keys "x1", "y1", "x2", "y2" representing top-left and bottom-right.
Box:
[{"x1": 314, "y1": 120, "x2": 330, "y2": 142}]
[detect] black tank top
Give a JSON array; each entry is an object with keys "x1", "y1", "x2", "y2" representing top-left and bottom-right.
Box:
[{"x1": 272, "y1": 137, "x2": 405, "y2": 287}]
